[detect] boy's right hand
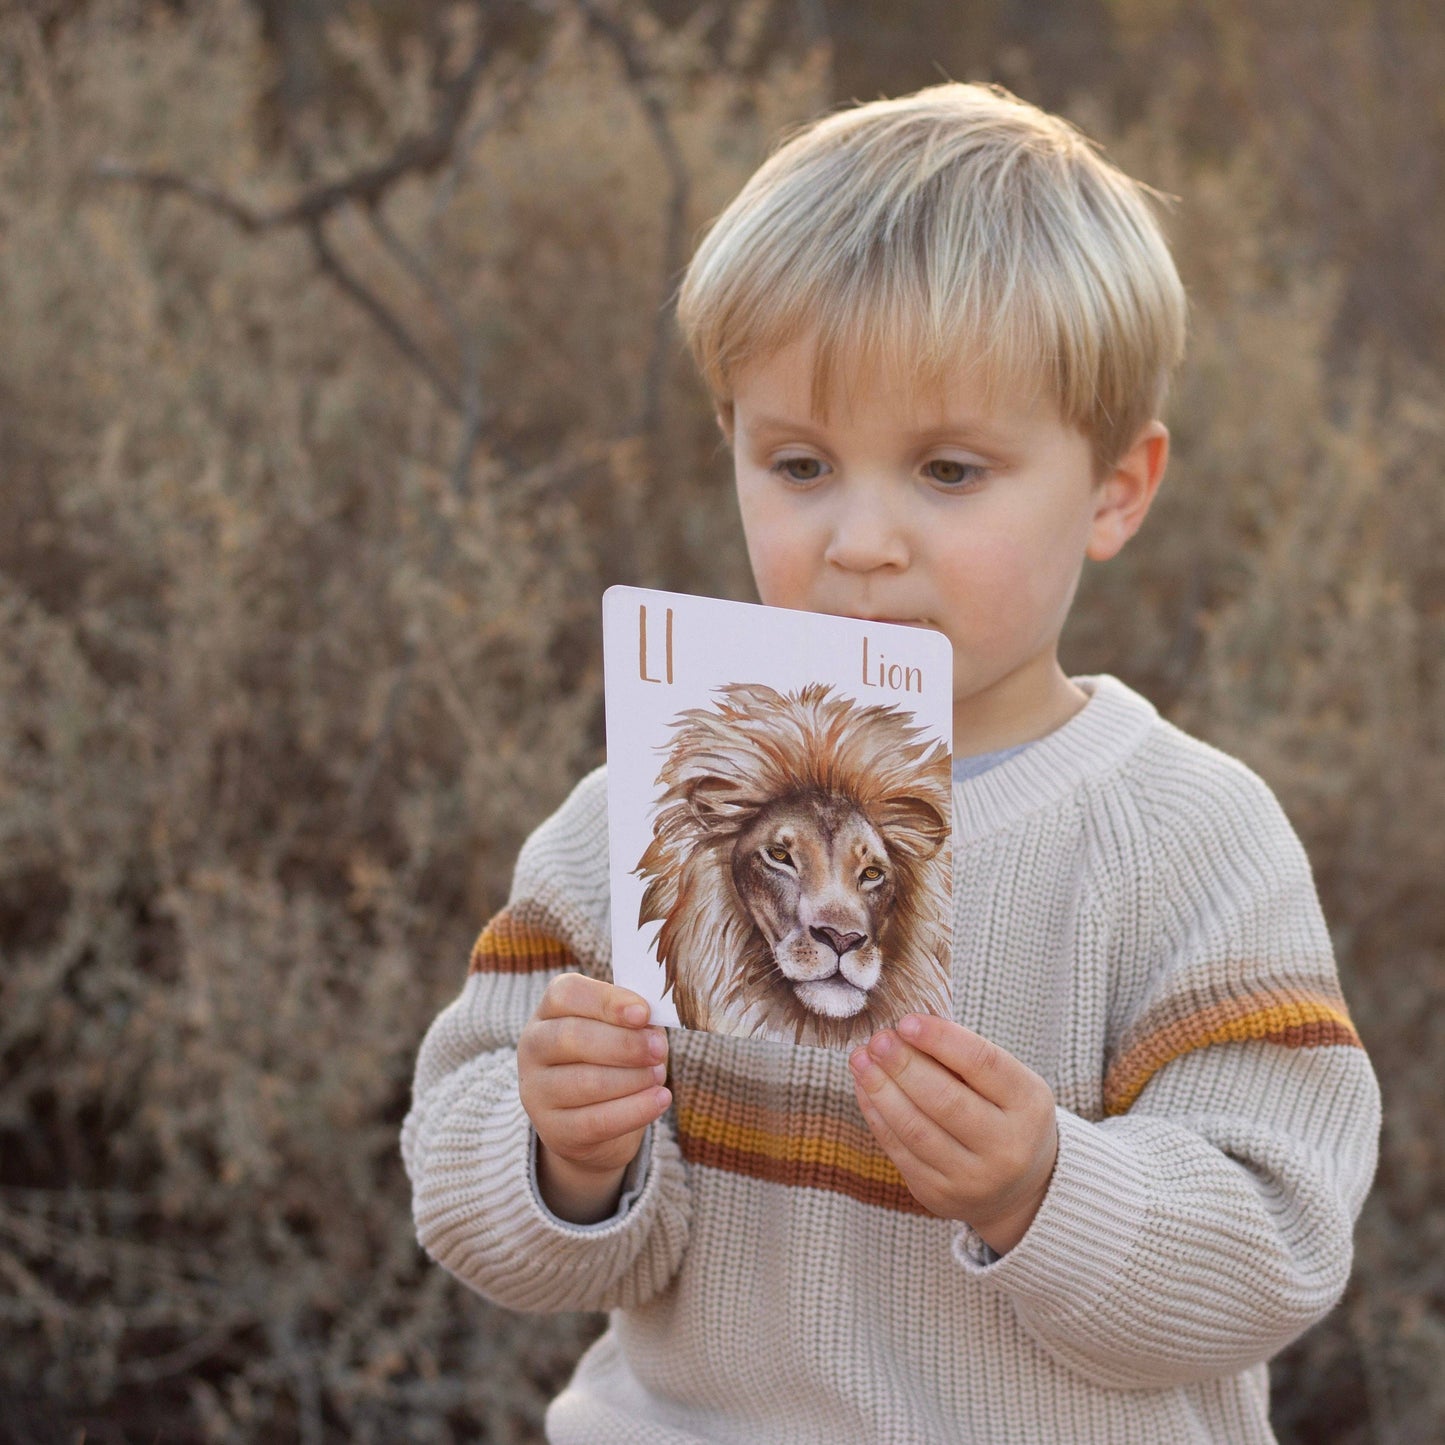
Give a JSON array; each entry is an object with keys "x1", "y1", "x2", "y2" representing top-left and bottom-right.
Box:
[{"x1": 518, "y1": 973, "x2": 672, "y2": 1224}]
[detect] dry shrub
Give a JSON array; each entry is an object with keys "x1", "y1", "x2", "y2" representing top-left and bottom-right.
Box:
[
  {"x1": 0, "y1": 2, "x2": 820, "y2": 1439},
  {"x1": 0, "y1": 2, "x2": 1440, "y2": 1442},
  {"x1": 1065, "y1": 86, "x2": 1445, "y2": 1445}
]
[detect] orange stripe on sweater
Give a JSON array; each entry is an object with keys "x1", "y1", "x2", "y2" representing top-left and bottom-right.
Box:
[
  {"x1": 1104, "y1": 987, "x2": 1361, "y2": 1116},
  {"x1": 467, "y1": 905, "x2": 578, "y2": 976},
  {"x1": 673, "y1": 1079, "x2": 927, "y2": 1216}
]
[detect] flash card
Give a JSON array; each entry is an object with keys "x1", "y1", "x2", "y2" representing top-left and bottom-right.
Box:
[{"x1": 602, "y1": 586, "x2": 953, "y2": 1049}]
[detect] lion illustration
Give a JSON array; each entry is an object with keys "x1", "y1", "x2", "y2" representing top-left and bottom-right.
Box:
[{"x1": 634, "y1": 682, "x2": 952, "y2": 1049}]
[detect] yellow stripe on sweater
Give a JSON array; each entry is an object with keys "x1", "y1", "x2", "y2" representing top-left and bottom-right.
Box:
[
  {"x1": 675, "y1": 1102, "x2": 905, "y2": 1185},
  {"x1": 467, "y1": 905, "x2": 578, "y2": 975},
  {"x1": 1104, "y1": 988, "x2": 1361, "y2": 1116}
]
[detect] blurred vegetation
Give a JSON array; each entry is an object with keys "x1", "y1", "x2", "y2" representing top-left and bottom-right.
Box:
[{"x1": 0, "y1": 1, "x2": 1440, "y2": 1440}]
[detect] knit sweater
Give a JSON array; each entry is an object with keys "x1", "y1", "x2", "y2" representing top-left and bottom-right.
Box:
[{"x1": 401, "y1": 674, "x2": 1380, "y2": 1444}]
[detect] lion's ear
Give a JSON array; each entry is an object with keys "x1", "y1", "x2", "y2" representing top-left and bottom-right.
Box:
[
  {"x1": 875, "y1": 796, "x2": 948, "y2": 863},
  {"x1": 685, "y1": 774, "x2": 753, "y2": 832}
]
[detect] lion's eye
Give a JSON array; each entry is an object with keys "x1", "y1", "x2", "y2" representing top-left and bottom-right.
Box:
[
  {"x1": 860, "y1": 865, "x2": 884, "y2": 882},
  {"x1": 766, "y1": 845, "x2": 793, "y2": 866}
]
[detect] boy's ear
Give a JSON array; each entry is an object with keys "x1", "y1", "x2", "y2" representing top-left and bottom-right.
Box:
[
  {"x1": 1085, "y1": 420, "x2": 1169, "y2": 562},
  {"x1": 714, "y1": 404, "x2": 735, "y2": 448}
]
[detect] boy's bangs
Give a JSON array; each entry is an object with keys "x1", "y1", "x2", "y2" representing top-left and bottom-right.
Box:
[
  {"x1": 713, "y1": 259, "x2": 1059, "y2": 430},
  {"x1": 805, "y1": 278, "x2": 1055, "y2": 427}
]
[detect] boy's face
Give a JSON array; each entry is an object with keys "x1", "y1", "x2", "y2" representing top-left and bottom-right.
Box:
[{"x1": 725, "y1": 335, "x2": 1165, "y2": 753}]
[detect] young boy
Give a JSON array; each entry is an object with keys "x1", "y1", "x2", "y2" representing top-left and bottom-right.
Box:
[{"x1": 401, "y1": 83, "x2": 1380, "y2": 1442}]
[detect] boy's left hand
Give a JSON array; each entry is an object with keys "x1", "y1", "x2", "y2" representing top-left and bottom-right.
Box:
[{"x1": 849, "y1": 1014, "x2": 1058, "y2": 1255}]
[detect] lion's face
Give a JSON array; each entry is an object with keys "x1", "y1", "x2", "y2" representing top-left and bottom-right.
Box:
[
  {"x1": 730, "y1": 794, "x2": 896, "y2": 1020},
  {"x1": 636, "y1": 682, "x2": 952, "y2": 1048}
]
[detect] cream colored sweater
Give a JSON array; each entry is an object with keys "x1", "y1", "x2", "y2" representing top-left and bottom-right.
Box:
[{"x1": 401, "y1": 675, "x2": 1380, "y2": 1444}]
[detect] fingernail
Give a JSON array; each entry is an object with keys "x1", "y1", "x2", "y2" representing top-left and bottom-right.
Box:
[
  {"x1": 623, "y1": 1003, "x2": 649, "y2": 1026},
  {"x1": 654, "y1": 1086, "x2": 672, "y2": 1110},
  {"x1": 646, "y1": 1029, "x2": 667, "y2": 1060},
  {"x1": 849, "y1": 1048, "x2": 871, "y2": 1075},
  {"x1": 651, "y1": 1063, "x2": 667, "y2": 1084},
  {"x1": 898, "y1": 1015, "x2": 922, "y2": 1040},
  {"x1": 870, "y1": 1032, "x2": 897, "y2": 1060}
]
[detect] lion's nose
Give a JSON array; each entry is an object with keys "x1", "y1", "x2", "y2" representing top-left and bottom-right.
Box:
[{"x1": 810, "y1": 925, "x2": 867, "y2": 958}]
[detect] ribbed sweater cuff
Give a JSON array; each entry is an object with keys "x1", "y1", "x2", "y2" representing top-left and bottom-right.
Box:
[
  {"x1": 420, "y1": 1079, "x2": 669, "y2": 1310},
  {"x1": 951, "y1": 1108, "x2": 1149, "y2": 1315},
  {"x1": 527, "y1": 1123, "x2": 655, "y2": 1233}
]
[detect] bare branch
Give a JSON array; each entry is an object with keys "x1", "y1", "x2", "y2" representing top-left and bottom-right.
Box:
[
  {"x1": 574, "y1": 0, "x2": 691, "y2": 442},
  {"x1": 364, "y1": 202, "x2": 518, "y2": 494},
  {"x1": 796, "y1": 0, "x2": 830, "y2": 52},
  {"x1": 97, "y1": 26, "x2": 495, "y2": 234},
  {"x1": 92, "y1": 9, "x2": 504, "y2": 414},
  {"x1": 305, "y1": 217, "x2": 464, "y2": 414},
  {"x1": 89, "y1": 4, "x2": 612, "y2": 823},
  {"x1": 89, "y1": 162, "x2": 272, "y2": 230},
  {"x1": 365, "y1": 205, "x2": 470, "y2": 371},
  {"x1": 112, "y1": 1322, "x2": 247, "y2": 1387},
  {"x1": 430, "y1": 45, "x2": 556, "y2": 228}
]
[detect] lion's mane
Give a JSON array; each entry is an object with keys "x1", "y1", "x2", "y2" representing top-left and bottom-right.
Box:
[{"x1": 635, "y1": 682, "x2": 952, "y2": 1048}]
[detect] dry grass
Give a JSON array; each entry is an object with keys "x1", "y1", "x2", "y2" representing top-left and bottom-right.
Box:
[{"x1": 0, "y1": 2, "x2": 1439, "y2": 1441}]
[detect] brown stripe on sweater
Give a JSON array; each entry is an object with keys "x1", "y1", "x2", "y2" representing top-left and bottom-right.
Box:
[
  {"x1": 672, "y1": 1070, "x2": 928, "y2": 1216},
  {"x1": 468, "y1": 900, "x2": 580, "y2": 976},
  {"x1": 1104, "y1": 983, "x2": 1362, "y2": 1116},
  {"x1": 678, "y1": 1080, "x2": 881, "y2": 1158},
  {"x1": 679, "y1": 1126, "x2": 931, "y2": 1216}
]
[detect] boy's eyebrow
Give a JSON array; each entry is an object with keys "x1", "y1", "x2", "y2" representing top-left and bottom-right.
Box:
[
  {"x1": 744, "y1": 413, "x2": 1010, "y2": 445},
  {"x1": 742, "y1": 414, "x2": 827, "y2": 440}
]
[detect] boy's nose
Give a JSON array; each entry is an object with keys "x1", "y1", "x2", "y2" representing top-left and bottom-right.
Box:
[{"x1": 822, "y1": 486, "x2": 910, "y2": 573}]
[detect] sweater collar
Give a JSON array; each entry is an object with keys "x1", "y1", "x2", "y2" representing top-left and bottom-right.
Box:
[{"x1": 951, "y1": 674, "x2": 1158, "y2": 838}]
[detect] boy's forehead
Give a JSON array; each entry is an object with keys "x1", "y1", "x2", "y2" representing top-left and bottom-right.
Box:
[{"x1": 730, "y1": 335, "x2": 1052, "y2": 433}]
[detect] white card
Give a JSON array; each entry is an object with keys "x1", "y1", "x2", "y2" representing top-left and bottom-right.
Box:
[{"x1": 603, "y1": 586, "x2": 953, "y2": 1049}]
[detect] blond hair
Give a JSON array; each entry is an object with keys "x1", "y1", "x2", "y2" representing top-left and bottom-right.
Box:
[{"x1": 675, "y1": 82, "x2": 1187, "y2": 469}]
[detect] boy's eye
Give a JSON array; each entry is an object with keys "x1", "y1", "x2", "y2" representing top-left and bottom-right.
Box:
[
  {"x1": 926, "y1": 459, "x2": 986, "y2": 488},
  {"x1": 771, "y1": 456, "x2": 828, "y2": 484}
]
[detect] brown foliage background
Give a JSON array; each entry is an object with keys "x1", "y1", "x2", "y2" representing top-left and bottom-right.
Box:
[{"x1": 0, "y1": 1, "x2": 1440, "y2": 1441}]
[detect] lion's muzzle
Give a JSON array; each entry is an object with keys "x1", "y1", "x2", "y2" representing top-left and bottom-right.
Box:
[{"x1": 810, "y1": 925, "x2": 867, "y2": 957}]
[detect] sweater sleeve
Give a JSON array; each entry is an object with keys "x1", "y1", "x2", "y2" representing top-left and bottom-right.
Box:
[
  {"x1": 952, "y1": 750, "x2": 1381, "y2": 1389},
  {"x1": 399, "y1": 768, "x2": 692, "y2": 1314}
]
